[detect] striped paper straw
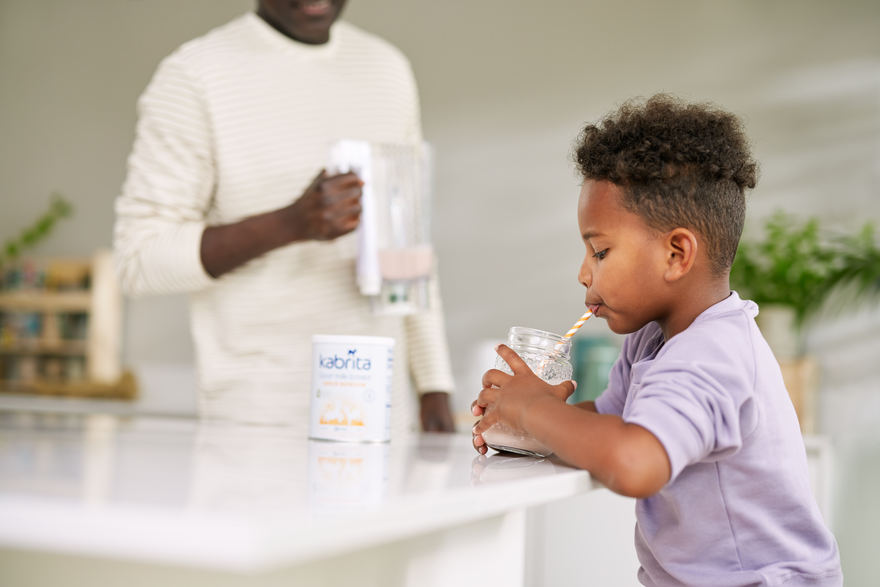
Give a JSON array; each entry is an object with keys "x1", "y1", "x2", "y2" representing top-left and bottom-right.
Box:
[
  {"x1": 563, "y1": 310, "x2": 593, "y2": 339},
  {"x1": 548, "y1": 311, "x2": 594, "y2": 359}
]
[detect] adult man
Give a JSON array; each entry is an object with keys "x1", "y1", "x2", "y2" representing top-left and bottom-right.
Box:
[{"x1": 114, "y1": 0, "x2": 455, "y2": 434}]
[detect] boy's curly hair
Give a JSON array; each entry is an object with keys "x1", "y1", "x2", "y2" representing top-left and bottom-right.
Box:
[{"x1": 573, "y1": 94, "x2": 759, "y2": 274}]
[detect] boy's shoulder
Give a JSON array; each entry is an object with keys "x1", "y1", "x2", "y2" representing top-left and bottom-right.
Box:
[
  {"x1": 618, "y1": 292, "x2": 764, "y2": 376},
  {"x1": 658, "y1": 292, "x2": 762, "y2": 376},
  {"x1": 618, "y1": 292, "x2": 760, "y2": 365}
]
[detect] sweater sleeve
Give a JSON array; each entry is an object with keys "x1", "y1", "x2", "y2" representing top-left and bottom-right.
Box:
[
  {"x1": 113, "y1": 54, "x2": 217, "y2": 297},
  {"x1": 399, "y1": 63, "x2": 454, "y2": 395},
  {"x1": 397, "y1": 53, "x2": 423, "y2": 145},
  {"x1": 405, "y1": 257, "x2": 456, "y2": 395}
]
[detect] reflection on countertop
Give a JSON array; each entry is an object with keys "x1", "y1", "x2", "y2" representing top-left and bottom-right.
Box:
[
  {"x1": 0, "y1": 410, "x2": 592, "y2": 516},
  {"x1": 0, "y1": 410, "x2": 595, "y2": 572},
  {"x1": 470, "y1": 453, "x2": 560, "y2": 486}
]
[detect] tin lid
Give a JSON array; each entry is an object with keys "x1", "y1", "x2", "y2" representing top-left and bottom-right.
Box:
[{"x1": 312, "y1": 334, "x2": 396, "y2": 347}]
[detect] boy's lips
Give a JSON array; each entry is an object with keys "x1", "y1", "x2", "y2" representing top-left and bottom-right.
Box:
[{"x1": 586, "y1": 304, "x2": 601, "y2": 315}]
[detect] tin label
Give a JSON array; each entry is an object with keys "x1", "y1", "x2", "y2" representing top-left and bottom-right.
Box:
[{"x1": 309, "y1": 335, "x2": 394, "y2": 442}]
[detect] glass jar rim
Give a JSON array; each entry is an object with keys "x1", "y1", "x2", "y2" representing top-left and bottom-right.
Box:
[{"x1": 507, "y1": 327, "x2": 571, "y2": 357}]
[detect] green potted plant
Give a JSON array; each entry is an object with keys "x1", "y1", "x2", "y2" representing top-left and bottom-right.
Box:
[
  {"x1": 730, "y1": 210, "x2": 880, "y2": 359},
  {"x1": 0, "y1": 194, "x2": 73, "y2": 271}
]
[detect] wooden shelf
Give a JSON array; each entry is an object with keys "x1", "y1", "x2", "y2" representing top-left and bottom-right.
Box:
[
  {"x1": 0, "y1": 380, "x2": 33, "y2": 393},
  {"x1": 0, "y1": 371, "x2": 136, "y2": 400},
  {"x1": 0, "y1": 250, "x2": 130, "y2": 399},
  {"x1": 0, "y1": 291, "x2": 91, "y2": 312},
  {"x1": 0, "y1": 340, "x2": 87, "y2": 356}
]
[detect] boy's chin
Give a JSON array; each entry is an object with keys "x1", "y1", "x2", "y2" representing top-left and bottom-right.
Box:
[{"x1": 605, "y1": 316, "x2": 649, "y2": 336}]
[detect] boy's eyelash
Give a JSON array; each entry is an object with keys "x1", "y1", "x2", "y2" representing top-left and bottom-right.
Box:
[{"x1": 593, "y1": 249, "x2": 608, "y2": 260}]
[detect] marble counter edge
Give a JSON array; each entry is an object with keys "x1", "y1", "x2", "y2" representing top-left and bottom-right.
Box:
[{"x1": 0, "y1": 467, "x2": 598, "y2": 572}]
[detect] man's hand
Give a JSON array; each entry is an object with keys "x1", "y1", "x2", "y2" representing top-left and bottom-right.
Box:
[
  {"x1": 420, "y1": 391, "x2": 455, "y2": 432},
  {"x1": 282, "y1": 170, "x2": 364, "y2": 242},
  {"x1": 471, "y1": 344, "x2": 575, "y2": 453},
  {"x1": 200, "y1": 170, "x2": 363, "y2": 278}
]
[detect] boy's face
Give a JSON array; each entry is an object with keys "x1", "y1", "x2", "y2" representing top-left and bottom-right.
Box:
[{"x1": 577, "y1": 180, "x2": 671, "y2": 334}]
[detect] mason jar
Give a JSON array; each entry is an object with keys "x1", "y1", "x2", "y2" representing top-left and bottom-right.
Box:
[{"x1": 482, "y1": 327, "x2": 573, "y2": 458}]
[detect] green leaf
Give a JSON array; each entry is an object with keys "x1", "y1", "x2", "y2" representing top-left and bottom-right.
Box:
[
  {"x1": 731, "y1": 210, "x2": 880, "y2": 326},
  {"x1": 0, "y1": 194, "x2": 74, "y2": 269}
]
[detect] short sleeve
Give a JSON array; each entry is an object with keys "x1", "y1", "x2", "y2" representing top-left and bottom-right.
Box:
[{"x1": 624, "y1": 346, "x2": 754, "y2": 483}]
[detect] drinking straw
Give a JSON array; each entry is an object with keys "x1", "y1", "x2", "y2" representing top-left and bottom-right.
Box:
[
  {"x1": 545, "y1": 310, "x2": 593, "y2": 363},
  {"x1": 563, "y1": 310, "x2": 593, "y2": 340},
  {"x1": 516, "y1": 311, "x2": 596, "y2": 376}
]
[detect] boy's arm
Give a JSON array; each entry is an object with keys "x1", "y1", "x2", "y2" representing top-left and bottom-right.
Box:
[
  {"x1": 523, "y1": 398, "x2": 670, "y2": 498},
  {"x1": 573, "y1": 401, "x2": 597, "y2": 412},
  {"x1": 473, "y1": 345, "x2": 670, "y2": 498}
]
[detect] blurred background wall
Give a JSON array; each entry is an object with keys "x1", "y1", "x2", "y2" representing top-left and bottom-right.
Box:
[{"x1": 2, "y1": 0, "x2": 879, "y2": 583}]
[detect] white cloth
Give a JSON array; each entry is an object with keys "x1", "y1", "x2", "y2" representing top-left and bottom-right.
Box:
[{"x1": 114, "y1": 13, "x2": 455, "y2": 436}]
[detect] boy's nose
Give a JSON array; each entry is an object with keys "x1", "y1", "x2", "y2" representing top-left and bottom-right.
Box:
[{"x1": 578, "y1": 261, "x2": 592, "y2": 289}]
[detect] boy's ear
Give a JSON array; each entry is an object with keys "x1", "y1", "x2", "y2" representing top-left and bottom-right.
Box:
[{"x1": 663, "y1": 228, "x2": 698, "y2": 282}]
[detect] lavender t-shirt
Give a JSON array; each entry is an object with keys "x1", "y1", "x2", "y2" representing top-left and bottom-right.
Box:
[{"x1": 595, "y1": 292, "x2": 842, "y2": 587}]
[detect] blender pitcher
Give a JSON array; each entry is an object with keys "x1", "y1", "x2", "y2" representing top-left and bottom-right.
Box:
[{"x1": 328, "y1": 139, "x2": 433, "y2": 315}]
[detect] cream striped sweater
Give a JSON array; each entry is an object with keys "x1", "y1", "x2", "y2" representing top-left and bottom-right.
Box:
[{"x1": 114, "y1": 13, "x2": 455, "y2": 435}]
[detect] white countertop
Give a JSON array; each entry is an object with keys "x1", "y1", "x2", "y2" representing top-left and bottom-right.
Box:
[{"x1": 0, "y1": 410, "x2": 596, "y2": 573}]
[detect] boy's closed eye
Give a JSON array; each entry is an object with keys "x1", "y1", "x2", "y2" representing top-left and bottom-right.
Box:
[{"x1": 593, "y1": 249, "x2": 608, "y2": 260}]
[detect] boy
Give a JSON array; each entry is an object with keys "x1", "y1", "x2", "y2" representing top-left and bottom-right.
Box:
[{"x1": 472, "y1": 95, "x2": 842, "y2": 586}]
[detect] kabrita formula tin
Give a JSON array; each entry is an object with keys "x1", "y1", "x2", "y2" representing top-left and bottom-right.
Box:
[{"x1": 309, "y1": 334, "x2": 395, "y2": 442}]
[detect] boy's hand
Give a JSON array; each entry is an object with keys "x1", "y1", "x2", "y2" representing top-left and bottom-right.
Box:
[{"x1": 471, "y1": 344, "x2": 576, "y2": 454}]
